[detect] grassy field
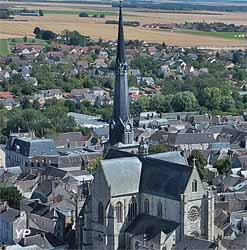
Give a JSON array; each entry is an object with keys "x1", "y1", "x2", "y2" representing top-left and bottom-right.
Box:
[
  {"x1": 176, "y1": 30, "x2": 247, "y2": 40},
  {"x1": 0, "y1": 39, "x2": 10, "y2": 56},
  {"x1": 0, "y1": 1, "x2": 246, "y2": 47},
  {"x1": 8, "y1": 37, "x2": 47, "y2": 45},
  {"x1": 43, "y1": 9, "x2": 117, "y2": 16}
]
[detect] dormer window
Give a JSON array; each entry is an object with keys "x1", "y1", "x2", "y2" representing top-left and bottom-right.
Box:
[{"x1": 192, "y1": 180, "x2": 198, "y2": 192}]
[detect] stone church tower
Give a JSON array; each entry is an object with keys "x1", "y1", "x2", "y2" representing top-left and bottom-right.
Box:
[{"x1": 105, "y1": 2, "x2": 139, "y2": 154}]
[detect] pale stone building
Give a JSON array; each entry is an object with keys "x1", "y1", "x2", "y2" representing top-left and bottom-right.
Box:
[{"x1": 81, "y1": 150, "x2": 215, "y2": 250}]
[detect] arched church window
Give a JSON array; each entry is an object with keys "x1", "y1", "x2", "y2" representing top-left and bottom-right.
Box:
[
  {"x1": 192, "y1": 180, "x2": 198, "y2": 192},
  {"x1": 157, "y1": 201, "x2": 162, "y2": 217},
  {"x1": 128, "y1": 197, "x2": 137, "y2": 221},
  {"x1": 144, "y1": 199, "x2": 149, "y2": 214},
  {"x1": 116, "y1": 201, "x2": 123, "y2": 223},
  {"x1": 98, "y1": 202, "x2": 104, "y2": 225}
]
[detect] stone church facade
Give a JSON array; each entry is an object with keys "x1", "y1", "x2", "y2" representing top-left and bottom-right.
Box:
[{"x1": 81, "y1": 151, "x2": 215, "y2": 250}]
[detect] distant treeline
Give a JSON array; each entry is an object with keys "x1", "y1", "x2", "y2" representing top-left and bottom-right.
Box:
[
  {"x1": 105, "y1": 20, "x2": 140, "y2": 27},
  {"x1": 112, "y1": 1, "x2": 247, "y2": 12},
  {"x1": 178, "y1": 22, "x2": 247, "y2": 32},
  {"x1": 0, "y1": 9, "x2": 11, "y2": 19},
  {"x1": 79, "y1": 12, "x2": 105, "y2": 18}
]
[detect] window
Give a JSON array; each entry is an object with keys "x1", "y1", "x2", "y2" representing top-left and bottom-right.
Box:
[
  {"x1": 98, "y1": 202, "x2": 104, "y2": 225},
  {"x1": 157, "y1": 201, "x2": 162, "y2": 217},
  {"x1": 144, "y1": 199, "x2": 149, "y2": 214},
  {"x1": 192, "y1": 180, "x2": 198, "y2": 192},
  {"x1": 188, "y1": 206, "x2": 200, "y2": 223},
  {"x1": 116, "y1": 202, "x2": 123, "y2": 223},
  {"x1": 128, "y1": 197, "x2": 137, "y2": 221}
]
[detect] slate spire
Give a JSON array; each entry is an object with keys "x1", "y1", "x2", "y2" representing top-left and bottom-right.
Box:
[
  {"x1": 109, "y1": 1, "x2": 133, "y2": 146},
  {"x1": 116, "y1": 1, "x2": 125, "y2": 65}
]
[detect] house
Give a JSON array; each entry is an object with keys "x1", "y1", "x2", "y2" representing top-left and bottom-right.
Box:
[
  {"x1": 0, "y1": 98, "x2": 20, "y2": 110},
  {"x1": 39, "y1": 89, "x2": 63, "y2": 100},
  {"x1": 68, "y1": 112, "x2": 108, "y2": 129},
  {"x1": 92, "y1": 127, "x2": 109, "y2": 144},
  {"x1": 95, "y1": 59, "x2": 108, "y2": 68},
  {"x1": 166, "y1": 132, "x2": 217, "y2": 150},
  {"x1": 129, "y1": 87, "x2": 140, "y2": 101},
  {"x1": 0, "y1": 70, "x2": 10, "y2": 81},
  {"x1": 23, "y1": 77, "x2": 38, "y2": 87},
  {"x1": 147, "y1": 46, "x2": 157, "y2": 56},
  {"x1": 52, "y1": 132, "x2": 90, "y2": 148},
  {"x1": 148, "y1": 130, "x2": 169, "y2": 145},
  {"x1": 5, "y1": 135, "x2": 58, "y2": 168},
  {"x1": 129, "y1": 69, "x2": 141, "y2": 77},
  {"x1": 0, "y1": 206, "x2": 27, "y2": 245},
  {"x1": 0, "y1": 92, "x2": 15, "y2": 99},
  {"x1": 137, "y1": 76, "x2": 155, "y2": 86}
]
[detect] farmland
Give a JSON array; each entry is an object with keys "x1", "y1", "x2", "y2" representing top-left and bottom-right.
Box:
[
  {"x1": 0, "y1": 1, "x2": 246, "y2": 47},
  {"x1": 0, "y1": 39, "x2": 10, "y2": 56}
]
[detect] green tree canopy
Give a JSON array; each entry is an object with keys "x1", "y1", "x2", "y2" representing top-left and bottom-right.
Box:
[
  {"x1": 188, "y1": 150, "x2": 208, "y2": 180},
  {"x1": 214, "y1": 157, "x2": 231, "y2": 174},
  {"x1": 171, "y1": 91, "x2": 198, "y2": 112}
]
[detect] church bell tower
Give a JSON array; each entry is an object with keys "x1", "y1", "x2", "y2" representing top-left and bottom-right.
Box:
[{"x1": 109, "y1": 2, "x2": 135, "y2": 147}]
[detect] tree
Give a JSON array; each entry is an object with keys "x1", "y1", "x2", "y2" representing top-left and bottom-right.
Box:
[
  {"x1": 150, "y1": 94, "x2": 174, "y2": 113},
  {"x1": 87, "y1": 157, "x2": 102, "y2": 174},
  {"x1": 33, "y1": 27, "x2": 41, "y2": 35},
  {"x1": 171, "y1": 91, "x2": 198, "y2": 112},
  {"x1": 214, "y1": 157, "x2": 231, "y2": 174},
  {"x1": 64, "y1": 100, "x2": 76, "y2": 112},
  {"x1": 23, "y1": 36, "x2": 28, "y2": 43},
  {"x1": 220, "y1": 95, "x2": 235, "y2": 112},
  {"x1": 79, "y1": 12, "x2": 89, "y2": 17},
  {"x1": 39, "y1": 9, "x2": 44, "y2": 16},
  {"x1": 188, "y1": 150, "x2": 208, "y2": 180},
  {"x1": 202, "y1": 87, "x2": 222, "y2": 110},
  {"x1": 42, "y1": 30, "x2": 56, "y2": 41},
  {"x1": 149, "y1": 144, "x2": 170, "y2": 154},
  {"x1": 32, "y1": 99, "x2": 40, "y2": 110},
  {"x1": 0, "y1": 185, "x2": 22, "y2": 209},
  {"x1": 21, "y1": 97, "x2": 32, "y2": 109}
]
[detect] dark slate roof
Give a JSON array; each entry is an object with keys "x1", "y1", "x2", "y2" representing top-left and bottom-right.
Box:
[
  {"x1": 126, "y1": 214, "x2": 178, "y2": 238},
  {"x1": 52, "y1": 132, "x2": 85, "y2": 147},
  {"x1": 176, "y1": 236, "x2": 216, "y2": 250},
  {"x1": 148, "y1": 130, "x2": 168, "y2": 141},
  {"x1": 168, "y1": 133, "x2": 216, "y2": 145},
  {"x1": 149, "y1": 151, "x2": 188, "y2": 165},
  {"x1": 19, "y1": 234, "x2": 53, "y2": 249},
  {"x1": 6, "y1": 136, "x2": 58, "y2": 157},
  {"x1": 93, "y1": 127, "x2": 109, "y2": 138},
  {"x1": 104, "y1": 148, "x2": 193, "y2": 200},
  {"x1": 43, "y1": 166, "x2": 67, "y2": 179},
  {"x1": 0, "y1": 207, "x2": 20, "y2": 223},
  {"x1": 31, "y1": 180, "x2": 53, "y2": 202},
  {"x1": 105, "y1": 148, "x2": 135, "y2": 160},
  {"x1": 101, "y1": 157, "x2": 142, "y2": 196},
  {"x1": 140, "y1": 157, "x2": 193, "y2": 200}
]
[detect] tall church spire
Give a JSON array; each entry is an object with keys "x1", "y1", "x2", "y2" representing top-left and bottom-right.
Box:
[
  {"x1": 109, "y1": 2, "x2": 134, "y2": 146},
  {"x1": 116, "y1": 1, "x2": 125, "y2": 65}
]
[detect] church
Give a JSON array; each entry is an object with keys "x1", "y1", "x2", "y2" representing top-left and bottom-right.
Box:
[{"x1": 80, "y1": 3, "x2": 215, "y2": 250}]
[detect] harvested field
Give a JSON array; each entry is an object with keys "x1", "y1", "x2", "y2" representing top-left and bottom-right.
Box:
[{"x1": 0, "y1": 1, "x2": 246, "y2": 47}]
